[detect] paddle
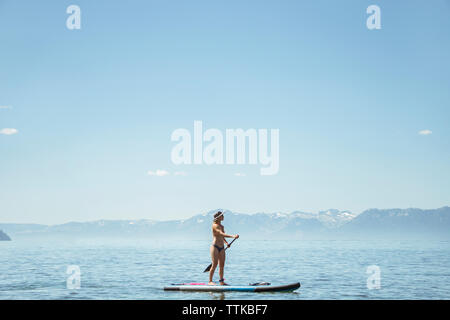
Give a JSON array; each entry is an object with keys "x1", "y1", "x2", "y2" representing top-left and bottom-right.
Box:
[{"x1": 203, "y1": 237, "x2": 238, "y2": 272}]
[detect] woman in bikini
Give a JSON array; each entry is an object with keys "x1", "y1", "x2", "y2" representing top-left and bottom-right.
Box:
[{"x1": 209, "y1": 211, "x2": 239, "y2": 285}]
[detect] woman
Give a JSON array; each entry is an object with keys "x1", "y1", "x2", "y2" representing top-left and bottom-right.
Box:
[{"x1": 209, "y1": 211, "x2": 239, "y2": 285}]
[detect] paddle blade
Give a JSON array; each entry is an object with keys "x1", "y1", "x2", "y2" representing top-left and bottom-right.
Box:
[{"x1": 203, "y1": 263, "x2": 212, "y2": 273}]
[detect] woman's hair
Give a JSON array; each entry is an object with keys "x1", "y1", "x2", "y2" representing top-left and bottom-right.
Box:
[{"x1": 213, "y1": 211, "x2": 223, "y2": 221}]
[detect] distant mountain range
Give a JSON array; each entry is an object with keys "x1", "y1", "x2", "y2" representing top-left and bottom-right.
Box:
[
  {"x1": 0, "y1": 230, "x2": 11, "y2": 241},
  {"x1": 1, "y1": 207, "x2": 449, "y2": 240}
]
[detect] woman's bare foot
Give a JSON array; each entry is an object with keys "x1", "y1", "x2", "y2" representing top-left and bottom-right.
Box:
[
  {"x1": 208, "y1": 281, "x2": 216, "y2": 285},
  {"x1": 219, "y1": 279, "x2": 228, "y2": 286}
]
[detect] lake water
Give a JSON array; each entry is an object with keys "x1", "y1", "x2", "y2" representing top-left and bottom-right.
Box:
[{"x1": 1, "y1": 239, "x2": 449, "y2": 299}]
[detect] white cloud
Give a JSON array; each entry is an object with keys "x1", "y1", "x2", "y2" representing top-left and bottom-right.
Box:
[
  {"x1": 147, "y1": 169, "x2": 170, "y2": 177},
  {"x1": 0, "y1": 106, "x2": 12, "y2": 109},
  {"x1": 0, "y1": 128, "x2": 18, "y2": 135},
  {"x1": 174, "y1": 171, "x2": 187, "y2": 176},
  {"x1": 234, "y1": 173, "x2": 246, "y2": 177},
  {"x1": 418, "y1": 129, "x2": 432, "y2": 135}
]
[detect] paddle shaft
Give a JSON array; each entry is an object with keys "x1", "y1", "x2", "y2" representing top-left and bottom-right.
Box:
[
  {"x1": 225, "y1": 237, "x2": 237, "y2": 249},
  {"x1": 203, "y1": 237, "x2": 238, "y2": 273}
]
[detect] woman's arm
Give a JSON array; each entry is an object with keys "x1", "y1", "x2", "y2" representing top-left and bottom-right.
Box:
[
  {"x1": 214, "y1": 225, "x2": 238, "y2": 238},
  {"x1": 220, "y1": 231, "x2": 236, "y2": 238}
]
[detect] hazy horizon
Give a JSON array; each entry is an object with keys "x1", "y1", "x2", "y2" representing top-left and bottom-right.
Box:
[{"x1": 1, "y1": 205, "x2": 449, "y2": 226}]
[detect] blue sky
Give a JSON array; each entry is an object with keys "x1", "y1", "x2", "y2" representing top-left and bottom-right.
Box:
[{"x1": 1, "y1": 0, "x2": 449, "y2": 224}]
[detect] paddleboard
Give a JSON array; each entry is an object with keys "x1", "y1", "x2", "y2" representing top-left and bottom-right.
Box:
[{"x1": 164, "y1": 282, "x2": 300, "y2": 292}]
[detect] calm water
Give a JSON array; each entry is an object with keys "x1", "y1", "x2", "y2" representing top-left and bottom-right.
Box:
[{"x1": 1, "y1": 239, "x2": 449, "y2": 299}]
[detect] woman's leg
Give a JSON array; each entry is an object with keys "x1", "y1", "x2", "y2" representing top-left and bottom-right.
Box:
[
  {"x1": 218, "y1": 250, "x2": 226, "y2": 285},
  {"x1": 209, "y1": 245, "x2": 219, "y2": 285}
]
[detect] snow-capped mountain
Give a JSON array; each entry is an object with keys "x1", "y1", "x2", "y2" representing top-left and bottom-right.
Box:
[
  {"x1": 1, "y1": 207, "x2": 449, "y2": 240},
  {"x1": 289, "y1": 209, "x2": 356, "y2": 228},
  {"x1": 338, "y1": 207, "x2": 450, "y2": 239}
]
